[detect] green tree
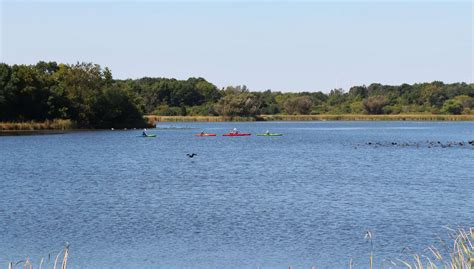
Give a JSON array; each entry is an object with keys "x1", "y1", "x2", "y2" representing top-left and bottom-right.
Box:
[
  {"x1": 284, "y1": 96, "x2": 313, "y2": 114},
  {"x1": 441, "y1": 99, "x2": 463, "y2": 115},
  {"x1": 55, "y1": 63, "x2": 103, "y2": 126},
  {"x1": 0, "y1": 63, "x2": 12, "y2": 119},
  {"x1": 215, "y1": 92, "x2": 260, "y2": 117},
  {"x1": 362, "y1": 96, "x2": 388, "y2": 114},
  {"x1": 92, "y1": 86, "x2": 147, "y2": 128},
  {"x1": 454, "y1": 95, "x2": 474, "y2": 110}
]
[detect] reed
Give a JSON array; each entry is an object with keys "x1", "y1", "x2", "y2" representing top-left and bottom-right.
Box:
[
  {"x1": 145, "y1": 114, "x2": 474, "y2": 123},
  {"x1": 5, "y1": 229, "x2": 471, "y2": 268},
  {"x1": 360, "y1": 228, "x2": 472, "y2": 269},
  {"x1": 0, "y1": 120, "x2": 75, "y2": 131},
  {"x1": 304, "y1": 228, "x2": 472, "y2": 269},
  {"x1": 4, "y1": 114, "x2": 470, "y2": 131},
  {"x1": 260, "y1": 114, "x2": 474, "y2": 121},
  {"x1": 7, "y1": 244, "x2": 69, "y2": 269}
]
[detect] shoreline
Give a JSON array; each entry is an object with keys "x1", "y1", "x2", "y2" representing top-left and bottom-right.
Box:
[
  {"x1": 146, "y1": 114, "x2": 474, "y2": 123},
  {"x1": 1, "y1": 114, "x2": 473, "y2": 134}
]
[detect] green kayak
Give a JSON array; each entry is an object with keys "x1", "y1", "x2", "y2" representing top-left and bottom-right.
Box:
[
  {"x1": 256, "y1": 133, "x2": 283, "y2": 136},
  {"x1": 140, "y1": 134, "x2": 156, "y2": 137}
]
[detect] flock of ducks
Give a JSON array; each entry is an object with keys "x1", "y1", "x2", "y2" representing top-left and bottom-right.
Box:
[{"x1": 364, "y1": 140, "x2": 474, "y2": 149}]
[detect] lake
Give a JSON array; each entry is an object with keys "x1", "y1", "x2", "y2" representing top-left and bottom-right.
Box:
[{"x1": 0, "y1": 121, "x2": 473, "y2": 268}]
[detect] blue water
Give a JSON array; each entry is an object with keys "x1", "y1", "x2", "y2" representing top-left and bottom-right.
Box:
[{"x1": 0, "y1": 121, "x2": 473, "y2": 269}]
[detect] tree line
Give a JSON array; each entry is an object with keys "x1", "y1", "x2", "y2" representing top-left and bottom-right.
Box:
[{"x1": 1, "y1": 61, "x2": 473, "y2": 128}]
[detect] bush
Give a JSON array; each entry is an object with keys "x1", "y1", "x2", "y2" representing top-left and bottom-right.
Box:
[
  {"x1": 383, "y1": 105, "x2": 402, "y2": 114},
  {"x1": 152, "y1": 105, "x2": 182, "y2": 116},
  {"x1": 349, "y1": 102, "x2": 364, "y2": 114},
  {"x1": 260, "y1": 103, "x2": 281, "y2": 115},
  {"x1": 454, "y1": 95, "x2": 474, "y2": 109},
  {"x1": 214, "y1": 93, "x2": 260, "y2": 117},
  {"x1": 362, "y1": 96, "x2": 388, "y2": 114},
  {"x1": 187, "y1": 103, "x2": 218, "y2": 116},
  {"x1": 284, "y1": 96, "x2": 313, "y2": 114},
  {"x1": 442, "y1": 99, "x2": 463, "y2": 115}
]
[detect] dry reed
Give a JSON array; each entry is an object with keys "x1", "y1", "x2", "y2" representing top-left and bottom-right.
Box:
[
  {"x1": 0, "y1": 120, "x2": 75, "y2": 131},
  {"x1": 145, "y1": 114, "x2": 474, "y2": 123},
  {"x1": 5, "y1": 229, "x2": 471, "y2": 268}
]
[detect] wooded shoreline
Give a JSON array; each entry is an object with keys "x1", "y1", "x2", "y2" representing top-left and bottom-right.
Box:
[
  {"x1": 2, "y1": 62, "x2": 474, "y2": 131},
  {"x1": 2, "y1": 114, "x2": 474, "y2": 133}
]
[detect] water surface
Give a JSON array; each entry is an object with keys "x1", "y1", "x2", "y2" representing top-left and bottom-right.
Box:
[{"x1": 0, "y1": 121, "x2": 473, "y2": 268}]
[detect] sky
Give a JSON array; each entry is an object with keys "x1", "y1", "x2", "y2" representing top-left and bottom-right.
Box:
[{"x1": 1, "y1": 0, "x2": 473, "y2": 92}]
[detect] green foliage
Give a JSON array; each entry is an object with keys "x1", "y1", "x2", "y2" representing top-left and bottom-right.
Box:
[
  {"x1": 92, "y1": 86, "x2": 147, "y2": 128},
  {"x1": 1, "y1": 61, "x2": 473, "y2": 126},
  {"x1": 327, "y1": 88, "x2": 346, "y2": 106},
  {"x1": 152, "y1": 104, "x2": 183, "y2": 116},
  {"x1": 383, "y1": 104, "x2": 402, "y2": 114},
  {"x1": 284, "y1": 96, "x2": 313, "y2": 114},
  {"x1": 454, "y1": 95, "x2": 474, "y2": 110},
  {"x1": 0, "y1": 62, "x2": 148, "y2": 128},
  {"x1": 442, "y1": 99, "x2": 463, "y2": 115},
  {"x1": 126, "y1": 77, "x2": 219, "y2": 113},
  {"x1": 215, "y1": 91, "x2": 260, "y2": 117},
  {"x1": 186, "y1": 103, "x2": 218, "y2": 116}
]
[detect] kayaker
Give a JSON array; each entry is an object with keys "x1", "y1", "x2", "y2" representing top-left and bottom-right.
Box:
[
  {"x1": 142, "y1": 129, "x2": 147, "y2": 136},
  {"x1": 200, "y1": 131, "x2": 205, "y2": 135},
  {"x1": 265, "y1": 130, "x2": 270, "y2": 135},
  {"x1": 232, "y1": 128, "x2": 239, "y2": 134}
]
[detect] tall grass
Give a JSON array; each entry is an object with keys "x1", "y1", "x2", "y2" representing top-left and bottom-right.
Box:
[
  {"x1": 399, "y1": 227, "x2": 472, "y2": 269},
  {"x1": 359, "y1": 228, "x2": 471, "y2": 269},
  {"x1": 145, "y1": 114, "x2": 474, "y2": 123},
  {"x1": 7, "y1": 244, "x2": 69, "y2": 269},
  {"x1": 2, "y1": 114, "x2": 472, "y2": 131},
  {"x1": 0, "y1": 120, "x2": 75, "y2": 131},
  {"x1": 6, "y1": 228, "x2": 471, "y2": 268},
  {"x1": 261, "y1": 114, "x2": 474, "y2": 121}
]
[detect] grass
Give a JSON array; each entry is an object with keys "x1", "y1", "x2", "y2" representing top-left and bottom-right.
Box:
[
  {"x1": 146, "y1": 114, "x2": 474, "y2": 123},
  {"x1": 0, "y1": 119, "x2": 75, "y2": 132},
  {"x1": 2, "y1": 114, "x2": 472, "y2": 132},
  {"x1": 145, "y1": 115, "x2": 258, "y2": 123},
  {"x1": 390, "y1": 227, "x2": 473, "y2": 269},
  {"x1": 8, "y1": 228, "x2": 472, "y2": 268},
  {"x1": 260, "y1": 114, "x2": 474, "y2": 121},
  {"x1": 8, "y1": 244, "x2": 69, "y2": 269}
]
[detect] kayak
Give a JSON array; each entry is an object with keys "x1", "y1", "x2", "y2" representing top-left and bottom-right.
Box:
[
  {"x1": 223, "y1": 133, "x2": 251, "y2": 136},
  {"x1": 140, "y1": 134, "x2": 156, "y2": 137},
  {"x1": 194, "y1": 133, "x2": 217, "y2": 137},
  {"x1": 257, "y1": 133, "x2": 283, "y2": 136}
]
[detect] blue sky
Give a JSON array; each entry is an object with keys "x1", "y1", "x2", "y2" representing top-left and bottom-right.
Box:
[{"x1": 1, "y1": 1, "x2": 472, "y2": 92}]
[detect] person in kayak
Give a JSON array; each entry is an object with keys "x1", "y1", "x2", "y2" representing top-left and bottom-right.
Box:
[
  {"x1": 265, "y1": 130, "x2": 270, "y2": 135},
  {"x1": 200, "y1": 131, "x2": 205, "y2": 135},
  {"x1": 232, "y1": 128, "x2": 239, "y2": 134},
  {"x1": 142, "y1": 129, "x2": 147, "y2": 136}
]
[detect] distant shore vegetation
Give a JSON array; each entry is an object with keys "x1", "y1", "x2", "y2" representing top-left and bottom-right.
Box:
[{"x1": 1, "y1": 61, "x2": 473, "y2": 130}]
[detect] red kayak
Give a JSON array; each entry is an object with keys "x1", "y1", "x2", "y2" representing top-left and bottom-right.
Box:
[
  {"x1": 223, "y1": 133, "x2": 251, "y2": 136},
  {"x1": 194, "y1": 133, "x2": 217, "y2": 137}
]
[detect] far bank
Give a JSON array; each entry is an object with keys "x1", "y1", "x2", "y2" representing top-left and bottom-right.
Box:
[
  {"x1": 146, "y1": 114, "x2": 474, "y2": 123},
  {"x1": 2, "y1": 114, "x2": 474, "y2": 133}
]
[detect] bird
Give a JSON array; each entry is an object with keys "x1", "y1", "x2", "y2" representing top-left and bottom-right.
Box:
[{"x1": 187, "y1": 153, "x2": 197, "y2": 158}]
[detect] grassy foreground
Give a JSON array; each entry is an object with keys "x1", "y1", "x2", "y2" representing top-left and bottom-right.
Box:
[
  {"x1": 8, "y1": 244, "x2": 69, "y2": 269},
  {"x1": 146, "y1": 114, "x2": 474, "y2": 123},
  {"x1": 7, "y1": 228, "x2": 472, "y2": 268}
]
